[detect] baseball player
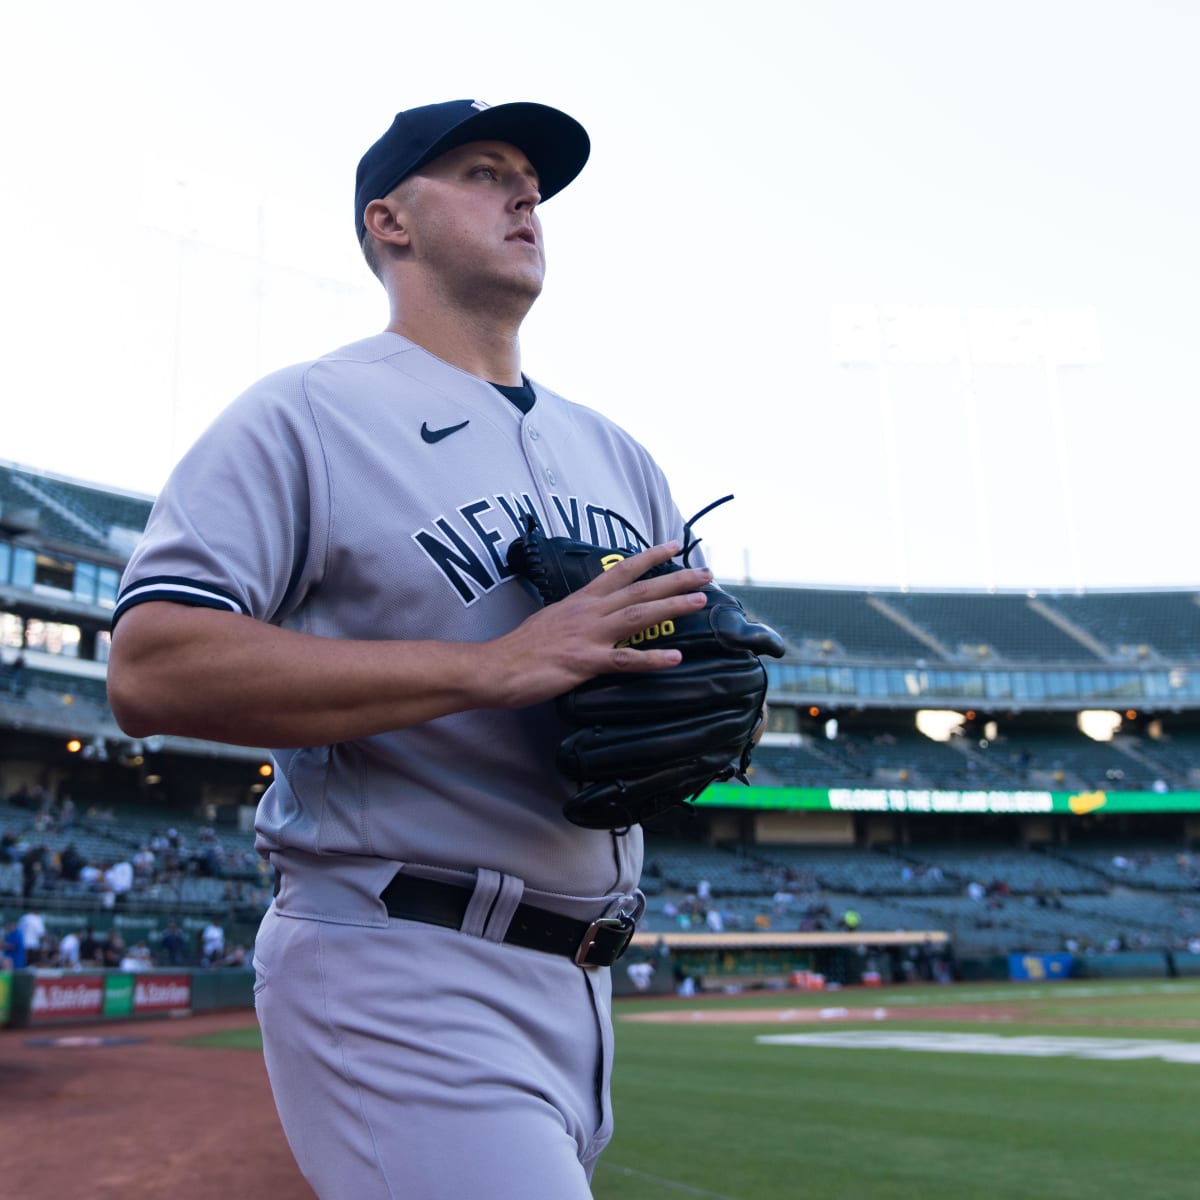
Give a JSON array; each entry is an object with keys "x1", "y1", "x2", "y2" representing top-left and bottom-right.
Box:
[{"x1": 106, "y1": 99, "x2": 714, "y2": 1199}]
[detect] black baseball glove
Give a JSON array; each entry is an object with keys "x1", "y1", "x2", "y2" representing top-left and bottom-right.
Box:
[{"x1": 506, "y1": 497, "x2": 786, "y2": 831}]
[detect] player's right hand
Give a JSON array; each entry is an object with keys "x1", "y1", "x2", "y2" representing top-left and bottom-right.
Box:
[{"x1": 484, "y1": 541, "x2": 713, "y2": 709}]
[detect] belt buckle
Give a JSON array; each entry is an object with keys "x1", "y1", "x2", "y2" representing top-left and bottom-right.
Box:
[{"x1": 574, "y1": 913, "x2": 636, "y2": 967}]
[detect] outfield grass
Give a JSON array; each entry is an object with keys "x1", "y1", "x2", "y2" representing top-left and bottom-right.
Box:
[
  {"x1": 187, "y1": 980, "x2": 1200, "y2": 1199},
  {"x1": 594, "y1": 980, "x2": 1200, "y2": 1200}
]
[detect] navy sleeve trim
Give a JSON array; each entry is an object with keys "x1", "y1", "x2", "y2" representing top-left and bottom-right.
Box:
[{"x1": 111, "y1": 575, "x2": 248, "y2": 630}]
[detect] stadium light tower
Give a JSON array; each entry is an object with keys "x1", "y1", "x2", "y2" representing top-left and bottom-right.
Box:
[
  {"x1": 833, "y1": 303, "x2": 1102, "y2": 591},
  {"x1": 830, "y1": 304, "x2": 911, "y2": 588},
  {"x1": 832, "y1": 303, "x2": 997, "y2": 589},
  {"x1": 967, "y1": 306, "x2": 1103, "y2": 594}
]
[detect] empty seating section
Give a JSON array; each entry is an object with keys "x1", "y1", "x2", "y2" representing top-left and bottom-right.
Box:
[
  {"x1": 1051, "y1": 843, "x2": 1200, "y2": 890},
  {"x1": 756, "y1": 731, "x2": 1159, "y2": 791},
  {"x1": 748, "y1": 844, "x2": 957, "y2": 895},
  {"x1": 977, "y1": 733, "x2": 1154, "y2": 789},
  {"x1": 899, "y1": 845, "x2": 1105, "y2": 894},
  {"x1": 1, "y1": 669, "x2": 114, "y2": 729},
  {"x1": 1134, "y1": 732, "x2": 1200, "y2": 784},
  {"x1": 31, "y1": 474, "x2": 153, "y2": 534},
  {"x1": 1046, "y1": 592, "x2": 1200, "y2": 661},
  {"x1": 683, "y1": 586, "x2": 1200, "y2": 670},
  {"x1": 728, "y1": 586, "x2": 932, "y2": 659},
  {"x1": 0, "y1": 465, "x2": 153, "y2": 560},
  {"x1": 820, "y1": 731, "x2": 974, "y2": 785},
  {"x1": 883, "y1": 593, "x2": 1098, "y2": 662},
  {"x1": 751, "y1": 743, "x2": 867, "y2": 787},
  {"x1": 641, "y1": 840, "x2": 772, "y2": 896},
  {"x1": 0, "y1": 472, "x2": 105, "y2": 549}
]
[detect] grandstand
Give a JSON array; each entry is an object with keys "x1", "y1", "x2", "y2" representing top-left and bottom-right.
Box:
[{"x1": 3, "y1": 457, "x2": 1200, "y2": 972}]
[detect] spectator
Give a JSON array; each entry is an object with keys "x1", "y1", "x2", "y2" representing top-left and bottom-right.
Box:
[
  {"x1": 17, "y1": 908, "x2": 46, "y2": 966},
  {"x1": 625, "y1": 960, "x2": 655, "y2": 992},
  {"x1": 120, "y1": 942, "x2": 153, "y2": 971},
  {"x1": 158, "y1": 920, "x2": 185, "y2": 966},
  {"x1": 79, "y1": 925, "x2": 101, "y2": 966},
  {"x1": 132, "y1": 844, "x2": 156, "y2": 883},
  {"x1": 21, "y1": 844, "x2": 46, "y2": 898},
  {"x1": 200, "y1": 917, "x2": 225, "y2": 967},
  {"x1": 101, "y1": 930, "x2": 127, "y2": 968},
  {"x1": 58, "y1": 842, "x2": 86, "y2": 883},
  {"x1": 219, "y1": 945, "x2": 248, "y2": 968},
  {"x1": 58, "y1": 927, "x2": 82, "y2": 970},
  {"x1": 105, "y1": 859, "x2": 135, "y2": 899},
  {"x1": 4, "y1": 919, "x2": 27, "y2": 968}
]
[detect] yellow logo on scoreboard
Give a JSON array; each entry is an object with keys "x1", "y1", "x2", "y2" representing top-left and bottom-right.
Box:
[{"x1": 1068, "y1": 791, "x2": 1107, "y2": 815}]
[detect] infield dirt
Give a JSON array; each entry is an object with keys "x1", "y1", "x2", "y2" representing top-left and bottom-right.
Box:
[{"x1": 0, "y1": 1010, "x2": 310, "y2": 1200}]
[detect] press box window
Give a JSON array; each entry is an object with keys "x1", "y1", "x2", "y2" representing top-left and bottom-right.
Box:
[
  {"x1": 12, "y1": 548, "x2": 35, "y2": 589},
  {"x1": 32, "y1": 553, "x2": 74, "y2": 595},
  {"x1": 74, "y1": 561, "x2": 98, "y2": 604},
  {"x1": 97, "y1": 567, "x2": 119, "y2": 608}
]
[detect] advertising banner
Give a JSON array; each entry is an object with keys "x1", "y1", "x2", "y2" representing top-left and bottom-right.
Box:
[
  {"x1": 30, "y1": 974, "x2": 105, "y2": 1024},
  {"x1": 0, "y1": 970, "x2": 10, "y2": 1024},
  {"x1": 133, "y1": 974, "x2": 192, "y2": 1015},
  {"x1": 1009, "y1": 953, "x2": 1073, "y2": 981},
  {"x1": 103, "y1": 973, "x2": 134, "y2": 1018}
]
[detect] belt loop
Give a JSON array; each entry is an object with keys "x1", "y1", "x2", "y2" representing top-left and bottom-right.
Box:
[
  {"x1": 481, "y1": 874, "x2": 525, "y2": 945},
  {"x1": 460, "y1": 869, "x2": 502, "y2": 938}
]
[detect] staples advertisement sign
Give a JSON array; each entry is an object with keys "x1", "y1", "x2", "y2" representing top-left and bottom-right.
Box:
[
  {"x1": 30, "y1": 976, "x2": 105, "y2": 1024},
  {"x1": 133, "y1": 975, "x2": 191, "y2": 1015}
]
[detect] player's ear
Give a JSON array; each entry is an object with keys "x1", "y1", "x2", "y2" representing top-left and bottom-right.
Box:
[{"x1": 363, "y1": 197, "x2": 411, "y2": 248}]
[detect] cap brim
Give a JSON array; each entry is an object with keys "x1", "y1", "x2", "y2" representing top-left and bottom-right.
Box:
[{"x1": 411, "y1": 101, "x2": 590, "y2": 202}]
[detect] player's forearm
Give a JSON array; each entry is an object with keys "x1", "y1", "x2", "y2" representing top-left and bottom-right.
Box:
[{"x1": 107, "y1": 603, "x2": 498, "y2": 748}]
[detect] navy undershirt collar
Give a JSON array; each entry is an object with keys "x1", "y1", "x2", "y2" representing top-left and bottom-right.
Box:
[{"x1": 490, "y1": 376, "x2": 537, "y2": 414}]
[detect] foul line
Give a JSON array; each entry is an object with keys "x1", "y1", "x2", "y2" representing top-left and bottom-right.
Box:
[{"x1": 596, "y1": 1161, "x2": 741, "y2": 1200}]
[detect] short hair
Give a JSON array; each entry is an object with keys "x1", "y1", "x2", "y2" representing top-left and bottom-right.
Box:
[
  {"x1": 360, "y1": 228, "x2": 384, "y2": 281},
  {"x1": 358, "y1": 176, "x2": 419, "y2": 284}
]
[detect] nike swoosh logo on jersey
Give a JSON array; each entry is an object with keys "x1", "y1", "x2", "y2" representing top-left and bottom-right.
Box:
[{"x1": 420, "y1": 419, "x2": 471, "y2": 444}]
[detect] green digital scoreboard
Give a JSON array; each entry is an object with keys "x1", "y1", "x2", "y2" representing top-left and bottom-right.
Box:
[{"x1": 698, "y1": 783, "x2": 1200, "y2": 815}]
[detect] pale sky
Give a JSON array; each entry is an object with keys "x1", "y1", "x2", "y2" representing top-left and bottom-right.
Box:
[{"x1": 2, "y1": 0, "x2": 1196, "y2": 591}]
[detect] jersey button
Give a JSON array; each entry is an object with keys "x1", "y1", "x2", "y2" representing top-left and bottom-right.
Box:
[
  {"x1": 528, "y1": 427, "x2": 540, "y2": 440},
  {"x1": 547, "y1": 470, "x2": 557, "y2": 485}
]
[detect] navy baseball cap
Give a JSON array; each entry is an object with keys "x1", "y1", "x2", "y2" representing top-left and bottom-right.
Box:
[{"x1": 354, "y1": 99, "x2": 590, "y2": 241}]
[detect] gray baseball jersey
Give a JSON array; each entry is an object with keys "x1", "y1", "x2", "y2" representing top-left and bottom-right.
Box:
[{"x1": 115, "y1": 331, "x2": 692, "y2": 908}]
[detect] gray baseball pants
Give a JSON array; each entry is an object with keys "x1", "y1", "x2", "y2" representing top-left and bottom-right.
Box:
[{"x1": 253, "y1": 904, "x2": 615, "y2": 1199}]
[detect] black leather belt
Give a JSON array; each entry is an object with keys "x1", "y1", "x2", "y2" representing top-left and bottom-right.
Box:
[{"x1": 380, "y1": 873, "x2": 636, "y2": 967}]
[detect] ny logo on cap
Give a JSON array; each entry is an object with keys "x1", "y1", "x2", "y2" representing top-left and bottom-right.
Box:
[{"x1": 471, "y1": 100, "x2": 490, "y2": 111}]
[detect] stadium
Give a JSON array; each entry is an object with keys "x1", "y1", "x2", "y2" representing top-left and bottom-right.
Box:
[
  {"x1": 5, "y1": 6, "x2": 1199, "y2": 1193},
  {"x1": 5, "y1": 457, "x2": 1200, "y2": 1199},
  {"x1": 3, "y1": 454, "x2": 1199, "y2": 989}
]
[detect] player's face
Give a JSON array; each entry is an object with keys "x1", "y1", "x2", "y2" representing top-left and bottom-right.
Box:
[{"x1": 398, "y1": 140, "x2": 546, "y2": 305}]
